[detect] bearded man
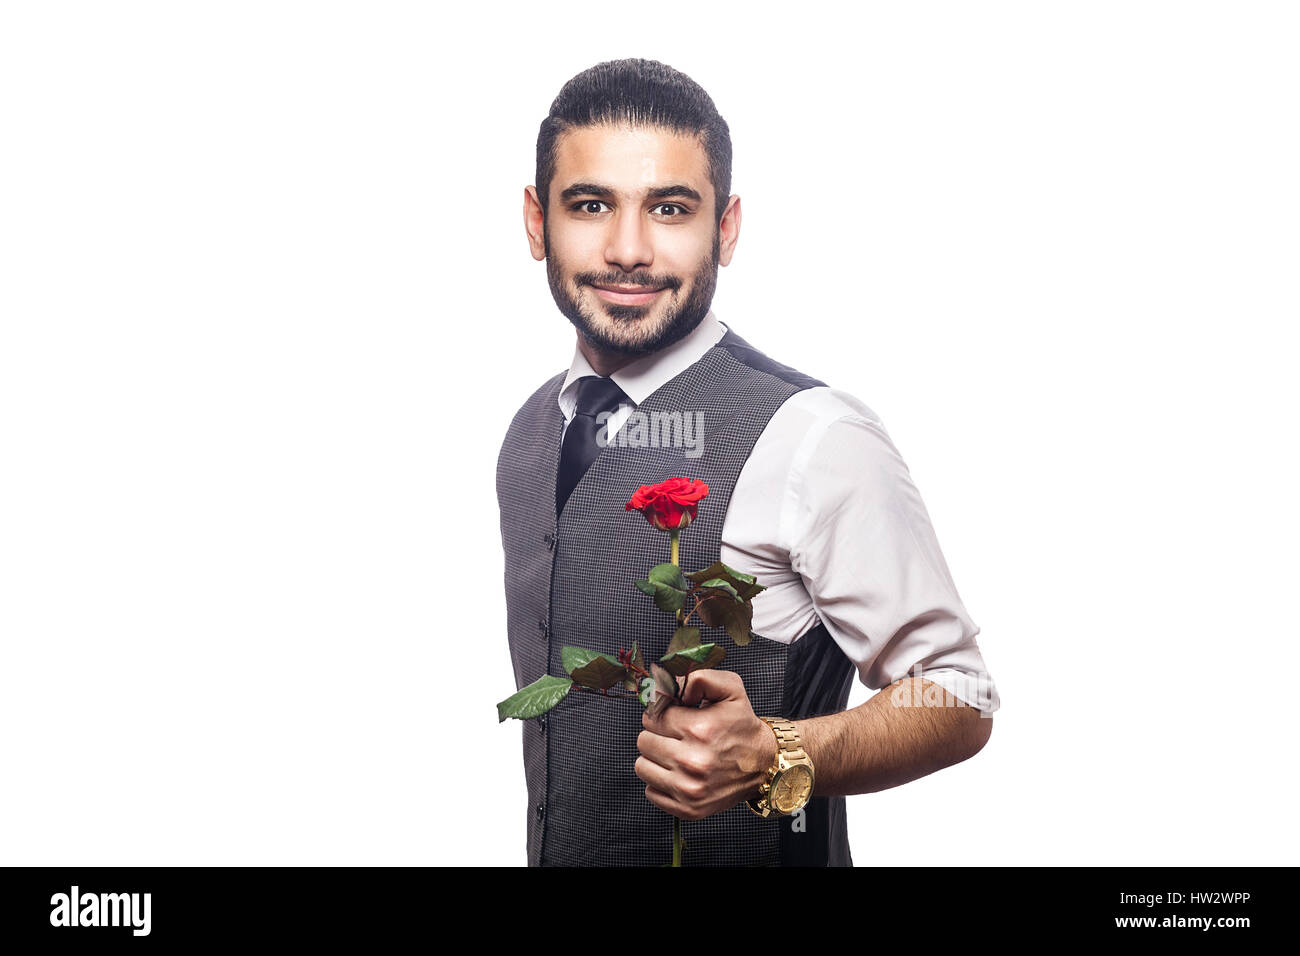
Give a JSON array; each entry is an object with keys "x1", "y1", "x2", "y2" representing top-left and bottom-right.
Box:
[{"x1": 498, "y1": 58, "x2": 999, "y2": 867}]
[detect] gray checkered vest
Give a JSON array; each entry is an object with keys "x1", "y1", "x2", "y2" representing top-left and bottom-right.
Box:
[{"x1": 497, "y1": 326, "x2": 856, "y2": 866}]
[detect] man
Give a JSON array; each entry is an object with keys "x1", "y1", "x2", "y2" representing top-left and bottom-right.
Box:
[{"x1": 498, "y1": 58, "x2": 999, "y2": 867}]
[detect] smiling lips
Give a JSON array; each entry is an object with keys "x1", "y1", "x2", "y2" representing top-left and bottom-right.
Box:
[{"x1": 590, "y1": 283, "x2": 667, "y2": 306}]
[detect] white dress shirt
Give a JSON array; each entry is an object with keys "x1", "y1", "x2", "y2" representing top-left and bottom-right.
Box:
[{"x1": 559, "y1": 311, "x2": 1000, "y2": 713}]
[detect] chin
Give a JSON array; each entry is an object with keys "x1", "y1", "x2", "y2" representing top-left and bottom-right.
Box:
[
  {"x1": 579, "y1": 318, "x2": 660, "y2": 354},
  {"x1": 580, "y1": 323, "x2": 664, "y2": 356},
  {"x1": 583, "y1": 301, "x2": 671, "y2": 341}
]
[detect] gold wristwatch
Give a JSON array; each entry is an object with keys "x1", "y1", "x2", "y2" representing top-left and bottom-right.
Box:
[{"x1": 746, "y1": 717, "x2": 815, "y2": 818}]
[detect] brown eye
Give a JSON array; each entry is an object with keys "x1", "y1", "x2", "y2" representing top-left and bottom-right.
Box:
[{"x1": 575, "y1": 201, "x2": 609, "y2": 214}]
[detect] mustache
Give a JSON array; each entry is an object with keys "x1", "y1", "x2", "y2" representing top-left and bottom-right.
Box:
[{"x1": 576, "y1": 272, "x2": 683, "y2": 292}]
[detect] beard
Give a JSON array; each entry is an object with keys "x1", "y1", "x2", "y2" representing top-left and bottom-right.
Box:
[{"x1": 545, "y1": 226, "x2": 720, "y2": 357}]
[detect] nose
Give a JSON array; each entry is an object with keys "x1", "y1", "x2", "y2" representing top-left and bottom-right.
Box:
[{"x1": 603, "y1": 208, "x2": 654, "y2": 273}]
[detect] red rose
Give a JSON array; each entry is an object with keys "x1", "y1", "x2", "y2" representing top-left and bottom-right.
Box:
[{"x1": 625, "y1": 477, "x2": 710, "y2": 532}]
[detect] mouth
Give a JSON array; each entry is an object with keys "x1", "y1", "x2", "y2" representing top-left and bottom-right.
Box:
[{"x1": 589, "y1": 283, "x2": 668, "y2": 306}]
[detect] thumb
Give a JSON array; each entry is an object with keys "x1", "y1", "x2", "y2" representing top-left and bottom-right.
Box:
[{"x1": 678, "y1": 668, "x2": 745, "y2": 708}]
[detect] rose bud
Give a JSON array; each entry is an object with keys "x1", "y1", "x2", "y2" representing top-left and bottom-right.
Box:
[{"x1": 624, "y1": 477, "x2": 710, "y2": 532}]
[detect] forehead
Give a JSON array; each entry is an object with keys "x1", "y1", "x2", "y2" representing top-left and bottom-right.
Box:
[{"x1": 552, "y1": 123, "x2": 711, "y2": 194}]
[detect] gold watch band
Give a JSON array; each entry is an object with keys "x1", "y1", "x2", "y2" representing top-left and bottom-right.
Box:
[
  {"x1": 747, "y1": 716, "x2": 815, "y2": 818},
  {"x1": 762, "y1": 717, "x2": 810, "y2": 763}
]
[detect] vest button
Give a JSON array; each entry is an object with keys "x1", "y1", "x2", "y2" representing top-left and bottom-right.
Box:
[
  {"x1": 538, "y1": 617, "x2": 548, "y2": 635},
  {"x1": 543, "y1": 532, "x2": 555, "y2": 550},
  {"x1": 535, "y1": 803, "x2": 546, "y2": 821},
  {"x1": 538, "y1": 713, "x2": 548, "y2": 733}
]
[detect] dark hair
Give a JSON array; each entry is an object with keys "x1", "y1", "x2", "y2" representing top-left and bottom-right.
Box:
[{"x1": 535, "y1": 58, "x2": 733, "y2": 225}]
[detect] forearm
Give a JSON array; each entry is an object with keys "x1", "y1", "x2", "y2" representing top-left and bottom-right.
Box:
[{"x1": 792, "y1": 678, "x2": 993, "y2": 798}]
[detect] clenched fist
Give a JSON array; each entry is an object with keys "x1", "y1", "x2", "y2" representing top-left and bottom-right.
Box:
[{"x1": 635, "y1": 668, "x2": 778, "y2": 820}]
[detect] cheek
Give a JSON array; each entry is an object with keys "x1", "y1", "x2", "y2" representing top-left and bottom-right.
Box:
[
  {"x1": 548, "y1": 224, "x2": 606, "y2": 269},
  {"x1": 657, "y1": 228, "x2": 715, "y2": 275}
]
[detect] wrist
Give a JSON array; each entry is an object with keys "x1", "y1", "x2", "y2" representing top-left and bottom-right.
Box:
[
  {"x1": 747, "y1": 716, "x2": 816, "y2": 819},
  {"x1": 748, "y1": 716, "x2": 779, "y2": 799}
]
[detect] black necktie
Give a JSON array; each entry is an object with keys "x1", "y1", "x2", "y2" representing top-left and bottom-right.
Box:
[{"x1": 556, "y1": 375, "x2": 630, "y2": 517}]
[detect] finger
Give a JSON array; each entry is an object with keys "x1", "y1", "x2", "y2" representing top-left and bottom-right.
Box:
[
  {"x1": 634, "y1": 754, "x2": 678, "y2": 795},
  {"x1": 642, "y1": 706, "x2": 686, "y2": 738},
  {"x1": 636, "y1": 728, "x2": 686, "y2": 768},
  {"x1": 678, "y1": 668, "x2": 745, "y2": 707},
  {"x1": 643, "y1": 784, "x2": 695, "y2": 821}
]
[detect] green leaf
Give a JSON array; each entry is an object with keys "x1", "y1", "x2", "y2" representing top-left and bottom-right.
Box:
[
  {"x1": 697, "y1": 578, "x2": 741, "y2": 601},
  {"x1": 695, "y1": 561, "x2": 757, "y2": 586},
  {"x1": 725, "y1": 602, "x2": 754, "y2": 646},
  {"x1": 654, "y1": 586, "x2": 686, "y2": 614},
  {"x1": 634, "y1": 578, "x2": 686, "y2": 613},
  {"x1": 560, "y1": 645, "x2": 600, "y2": 672},
  {"x1": 666, "y1": 625, "x2": 701, "y2": 655},
  {"x1": 571, "y1": 656, "x2": 629, "y2": 690},
  {"x1": 561, "y1": 645, "x2": 627, "y2": 690},
  {"x1": 632, "y1": 563, "x2": 690, "y2": 614},
  {"x1": 694, "y1": 590, "x2": 756, "y2": 645},
  {"x1": 687, "y1": 562, "x2": 765, "y2": 601},
  {"x1": 497, "y1": 675, "x2": 573, "y2": 722},
  {"x1": 647, "y1": 563, "x2": 688, "y2": 590},
  {"x1": 695, "y1": 590, "x2": 737, "y2": 628},
  {"x1": 630, "y1": 641, "x2": 645, "y2": 672},
  {"x1": 659, "y1": 642, "x2": 725, "y2": 676}
]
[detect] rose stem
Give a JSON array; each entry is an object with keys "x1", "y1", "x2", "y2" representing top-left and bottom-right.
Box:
[{"x1": 669, "y1": 526, "x2": 684, "y2": 866}]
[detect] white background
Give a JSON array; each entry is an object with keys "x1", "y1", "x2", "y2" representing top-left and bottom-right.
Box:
[{"x1": 2, "y1": 1, "x2": 1296, "y2": 866}]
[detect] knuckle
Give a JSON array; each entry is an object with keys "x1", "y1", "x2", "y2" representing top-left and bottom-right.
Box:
[
  {"x1": 684, "y1": 715, "x2": 710, "y2": 742},
  {"x1": 696, "y1": 718, "x2": 719, "y2": 745},
  {"x1": 679, "y1": 778, "x2": 706, "y2": 802},
  {"x1": 679, "y1": 750, "x2": 711, "y2": 780}
]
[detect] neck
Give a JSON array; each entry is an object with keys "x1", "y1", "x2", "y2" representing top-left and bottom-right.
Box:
[{"x1": 575, "y1": 335, "x2": 639, "y2": 377}]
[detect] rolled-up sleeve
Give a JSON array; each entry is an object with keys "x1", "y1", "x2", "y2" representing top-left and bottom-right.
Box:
[{"x1": 786, "y1": 413, "x2": 1000, "y2": 714}]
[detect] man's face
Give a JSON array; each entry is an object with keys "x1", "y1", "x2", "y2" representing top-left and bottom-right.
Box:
[{"x1": 527, "y1": 123, "x2": 737, "y2": 357}]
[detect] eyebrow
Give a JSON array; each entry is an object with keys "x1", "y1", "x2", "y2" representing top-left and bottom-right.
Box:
[{"x1": 558, "y1": 182, "x2": 704, "y2": 204}]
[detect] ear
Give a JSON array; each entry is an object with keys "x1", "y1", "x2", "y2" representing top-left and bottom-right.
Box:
[
  {"x1": 718, "y1": 194, "x2": 741, "y2": 267},
  {"x1": 524, "y1": 185, "x2": 547, "y2": 261}
]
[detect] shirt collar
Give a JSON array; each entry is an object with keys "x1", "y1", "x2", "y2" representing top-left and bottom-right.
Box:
[{"x1": 558, "y1": 310, "x2": 728, "y2": 421}]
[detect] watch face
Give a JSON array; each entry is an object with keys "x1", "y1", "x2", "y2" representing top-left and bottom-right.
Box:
[{"x1": 771, "y1": 764, "x2": 813, "y2": 813}]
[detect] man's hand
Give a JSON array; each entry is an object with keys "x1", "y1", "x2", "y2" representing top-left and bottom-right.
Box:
[{"x1": 635, "y1": 669, "x2": 778, "y2": 821}]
